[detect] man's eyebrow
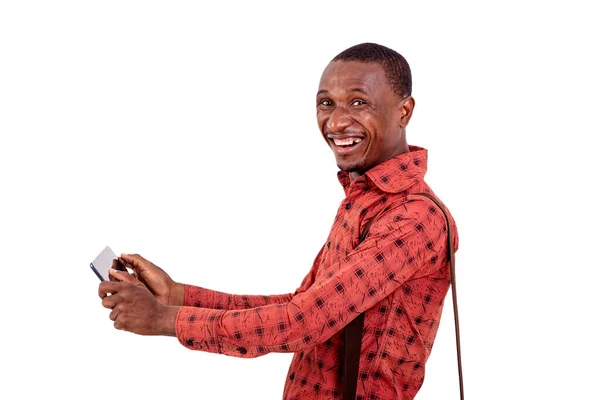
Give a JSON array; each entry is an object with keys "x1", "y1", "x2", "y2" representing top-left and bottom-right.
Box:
[
  {"x1": 316, "y1": 88, "x2": 368, "y2": 96},
  {"x1": 348, "y1": 87, "x2": 368, "y2": 95}
]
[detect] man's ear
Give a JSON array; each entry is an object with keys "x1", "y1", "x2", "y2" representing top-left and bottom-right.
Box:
[{"x1": 399, "y1": 96, "x2": 415, "y2": 128}]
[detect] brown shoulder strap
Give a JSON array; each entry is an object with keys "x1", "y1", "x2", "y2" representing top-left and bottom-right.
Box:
[
  {"x1": 342, "y1": 194, "x2": 464, "y2": 399},
  {"x1": 416, "y1": 193, "x2": 464, "y2": 399}
]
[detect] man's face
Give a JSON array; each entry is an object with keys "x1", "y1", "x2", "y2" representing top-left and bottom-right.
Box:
[{"x1": 317, "y1": 61, "x2": 411, "y2": 177}]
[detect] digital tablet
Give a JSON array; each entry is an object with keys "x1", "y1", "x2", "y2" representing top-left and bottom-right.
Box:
[{"x1": 90, "y1": 245, "x2": 117, "y2": 281}]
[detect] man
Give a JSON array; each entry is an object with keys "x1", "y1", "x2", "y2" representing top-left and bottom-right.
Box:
[{"x1": 99, "y1": 42, "x2": 459, "y2": 400}]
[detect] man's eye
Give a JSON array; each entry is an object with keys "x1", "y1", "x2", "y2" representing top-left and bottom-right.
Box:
[
  {"x1": 351, "y1": 100, "x2": 366, "y2": 106},
  {"x1": 319, "y1": 99, "x2": 333, "y2": 106}
]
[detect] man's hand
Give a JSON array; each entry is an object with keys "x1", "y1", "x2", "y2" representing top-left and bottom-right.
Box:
[
  {"x1": 109, "y1": 253, "x2": 185, "y2": 307},
  {"x1": 98, "y1": 272, "x2": 179, "y2": 336}
]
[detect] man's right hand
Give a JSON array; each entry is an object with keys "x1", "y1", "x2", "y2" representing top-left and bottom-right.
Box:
[{"x1": 109, "y1": 253, "x2": 185, "y2": 307}]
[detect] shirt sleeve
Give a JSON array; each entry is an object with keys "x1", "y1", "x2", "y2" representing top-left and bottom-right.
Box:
[
  {"x1": 175, "y1": 198, "x2": 449, "y2": 358},
  {"x1": 183, "y1": 285, "x2": 293, "y2": 309},
  {"x1": 183, "y1": 245, "x2": 326, "y2": 310}
]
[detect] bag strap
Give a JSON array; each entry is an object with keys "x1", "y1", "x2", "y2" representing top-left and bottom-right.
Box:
[
  {"x1": 342, "y1": 193, "x2": 464, "y2": 400},
  {"x1": 342, "y1": 210, "x2": 381, "y2": 400}
]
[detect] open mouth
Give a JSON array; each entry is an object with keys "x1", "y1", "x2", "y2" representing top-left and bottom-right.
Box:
[{"x1": 327, "y1": 135, "x2": 364, "y2": 154}]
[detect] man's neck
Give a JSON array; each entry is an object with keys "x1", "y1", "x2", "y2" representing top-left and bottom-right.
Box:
[{"x1": 349, "y1": 143, "x2": 410, "y2": 182}]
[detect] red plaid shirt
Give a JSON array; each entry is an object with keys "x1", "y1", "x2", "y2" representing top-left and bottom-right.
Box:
[{"x1": 176, "y1": 146, "x2": 459, "y2": 399}]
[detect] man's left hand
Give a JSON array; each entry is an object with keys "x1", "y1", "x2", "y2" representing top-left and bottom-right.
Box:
[{"x1": 98, "y1": 272, "x2": 179, "y2": 336}]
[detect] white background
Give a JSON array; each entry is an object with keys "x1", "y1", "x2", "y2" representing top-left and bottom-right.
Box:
[{"x1": 1, "y1": 1, "x2": 599, "y2": 399}]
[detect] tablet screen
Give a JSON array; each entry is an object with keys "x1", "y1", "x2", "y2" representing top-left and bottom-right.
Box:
[{"x1": 90, "y1": 245, "x2": 117, "y2": 281}]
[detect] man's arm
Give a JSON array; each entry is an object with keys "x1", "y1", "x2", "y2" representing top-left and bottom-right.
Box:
[
  {"x1": 182, "y1": 245, "x2": 325, "y2": 309},
  {"x1": 114, "y1": 246, "x2": 323, "y2": 310},
  {"x1": 183, "y1": 285, "x2": 293, "y2": 309},
  {"x1": 100, "y1": 245, "x2": 325, "y2": 334},
  {"x1": 175, "y1": 197, "x2": 450, "y2": 357}
]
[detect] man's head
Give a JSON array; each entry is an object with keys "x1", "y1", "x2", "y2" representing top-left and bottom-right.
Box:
[{"x1": 317, "y1": 43, "x2": 415, "y2": 179}]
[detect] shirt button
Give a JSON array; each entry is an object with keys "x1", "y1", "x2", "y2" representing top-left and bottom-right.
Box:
[
  {"x1": 237, "y1": 347, "x2": 247, "y2": 355},
  {"x1": 345, "y1": 203, "x2": 352, "y2": 210}
]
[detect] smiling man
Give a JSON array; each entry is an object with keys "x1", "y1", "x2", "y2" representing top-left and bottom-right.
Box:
[{"x1": 99, "y1": 43, "x2": 459, "y2": 400}]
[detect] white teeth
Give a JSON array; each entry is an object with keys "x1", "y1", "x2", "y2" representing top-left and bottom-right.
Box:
[{"x1": 333, "y1": 137, "x2": 362, "y2": 146}]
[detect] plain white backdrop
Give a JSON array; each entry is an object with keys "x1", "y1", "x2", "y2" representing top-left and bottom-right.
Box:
[{"x1": 1, "y1": 1, "x2": 599, "y2": 399}]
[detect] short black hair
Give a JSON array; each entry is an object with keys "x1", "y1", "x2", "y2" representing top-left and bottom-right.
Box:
[{"x1": 332, "y1": 42, "x2": 412, "y2": 98}]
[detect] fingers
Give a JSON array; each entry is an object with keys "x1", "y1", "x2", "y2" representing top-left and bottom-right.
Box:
[
  {"x1": 119, "y1": 253, "x2": 150, "y2": 273},
  {"x1": 110, "y1": 307, "x2": 127, "y2": 330},
  {"x1": 109, "y1": 306, "x2": 119, "y2": 321},
  {"x1": 108, "y1": 268, "x2": 140, "y2": 285},
  {"x1": 98, "y1": 281, "x2": 123, "y2": 299},
  {"x1": 102, "y1": 293, "x2": 121, "y2": 310},
  {"x1": 113, "y1": 258, "x2": 127, "y2": 271}
]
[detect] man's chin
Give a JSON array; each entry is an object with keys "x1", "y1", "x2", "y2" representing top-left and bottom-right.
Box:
[{"x1": 337, "y1": 161, "x2": 365, "y2": 175}]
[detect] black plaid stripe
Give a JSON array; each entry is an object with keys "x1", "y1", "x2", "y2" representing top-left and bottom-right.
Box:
[{"x1": 315, "y1": 297, "x2": 325, "y2": 308}]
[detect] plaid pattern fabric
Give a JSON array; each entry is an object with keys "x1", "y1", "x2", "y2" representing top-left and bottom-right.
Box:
[{"x1": 176, "y1": 146, "x2": 459, "y2": 400}]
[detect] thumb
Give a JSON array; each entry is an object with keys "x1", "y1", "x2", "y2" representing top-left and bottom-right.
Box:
[
  {"x1": 108, "y1": 268, "x2": 140, "y2": 285},
  {"x1": 119, "y1": 253, "x2": 150, "y2": 272}
]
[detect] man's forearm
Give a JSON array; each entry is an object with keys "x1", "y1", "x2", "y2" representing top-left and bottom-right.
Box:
[{"x1": 184, "y1": 284, "x2": 293, "y2": 310}]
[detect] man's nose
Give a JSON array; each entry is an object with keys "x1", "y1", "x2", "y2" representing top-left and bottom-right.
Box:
[{"x1": 326, "y1": 107, "x2": 352, "y2": 133}]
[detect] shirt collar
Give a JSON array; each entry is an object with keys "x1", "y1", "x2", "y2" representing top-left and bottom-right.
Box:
[{"x1": 337, "y1": 145, "x2": 428, "y2": 194}]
